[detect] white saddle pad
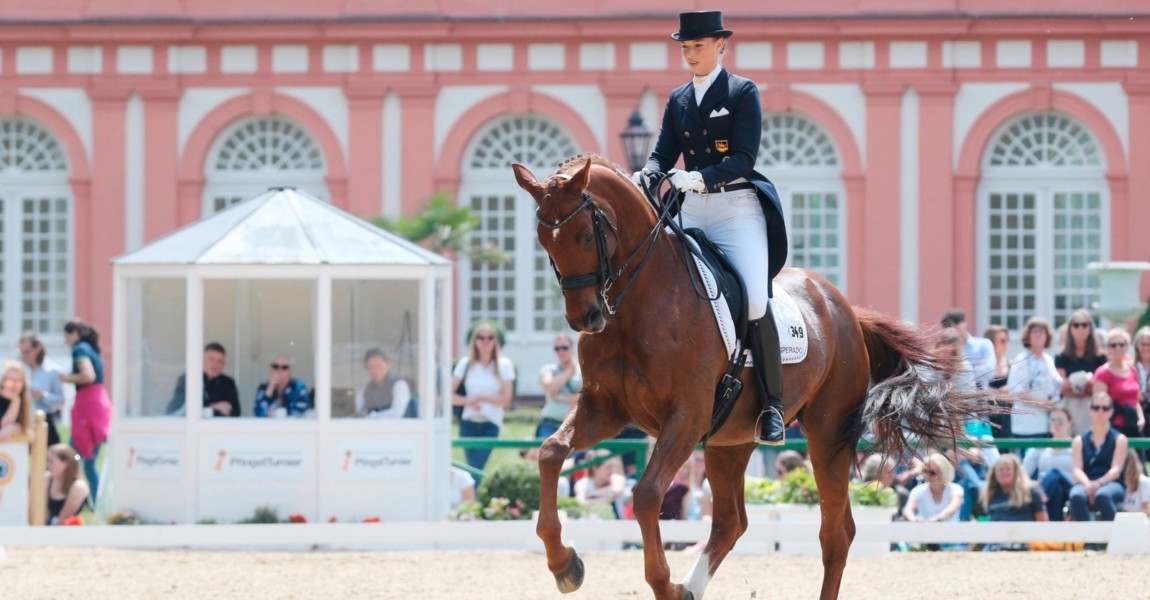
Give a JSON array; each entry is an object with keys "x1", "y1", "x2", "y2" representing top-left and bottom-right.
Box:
[{"x1": 691, "y1": 254, "x2": 809, "y2": 365}]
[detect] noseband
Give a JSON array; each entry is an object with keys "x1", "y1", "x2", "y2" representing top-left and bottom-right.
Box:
[{"x1": 535, "y1": 187, "x2": 669, "y2": 316}]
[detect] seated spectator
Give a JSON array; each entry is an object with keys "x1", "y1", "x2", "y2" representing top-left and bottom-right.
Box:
[
  {"x1": 1121, "y1": 448, "x2": 1150, "y2": 516},
  {"x1": 44, "y1": 443, "x2": 90, "y2": 525},
  {"x1": 1022, "y1": 406, "x2": 1075, "y2": 521},
  {"x1": 1007, "y1": 316, "x2": 1062, "y2": 440},
  {"x1": 537, "y1": 333, "x2": 580, "y2": 439},
  {"x1": 1069, "y1": 396, "x2": 1128, "y2": 522},
  {"x1": 902, "y1": 452, "x2": 963, "y2": 524},
  {"x1": 0, "y1": 361, "x2": 32, "y2": 441},
  {"x1": 574, "y1": 451, "x2": 627, "y2": 518},
  {"x1": 449, "y1": 466, "x2": 476, "y2": 511},
  {"x1": 774, "y1": 450, "x2": 806, "y2": 479},
  {"x1": 254, "y1": 355, "x2": 312, "y2": 417},
  {"x1": 860, "y1": 453, "x2": 910, "y2": 516},
  {"x1": 981, "y1": 454, "x2": 1046, "y2": 522},
  {"x1": 355, "y1": 348, "x2": 413, "y2": 418},
  {"x1": 660, "y1": 458, "x2": 692, "y2": 521},
  {"x1": 1093, "y1": 328, "x2": 1144, "y2": 440},
  {"x1": 18, "y1": 331, "x2": 65, "y2": 445},
  {"x1": 166, "y1": 342, "x2": 240, "y2": 417}
]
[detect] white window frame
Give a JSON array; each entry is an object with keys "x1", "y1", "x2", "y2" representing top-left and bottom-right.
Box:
[{"x1": 201, "y1": 116, "x2": 328, "y2": 215}]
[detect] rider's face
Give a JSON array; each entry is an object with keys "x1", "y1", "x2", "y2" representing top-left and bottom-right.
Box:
[{"x1": 681, "y1": 37, "x2": 724, "y2": 77}]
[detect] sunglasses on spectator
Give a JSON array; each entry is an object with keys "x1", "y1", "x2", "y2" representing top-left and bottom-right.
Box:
[
  {"x1": 554, "y1": 345, "x2": 571, "y2": 352},
  {"x1": 474, "y1": 334, "x2": 495, "y2": 342},
  {"x1": 923, "y1": 469, "x2": 939, "y2": 476},
  {"x1": 1108, "y1": 342, "x2": 1127, "y2": 349},
  {"x1": 1070, "y1": 322, "x2": 1091, "y2": 329},
  {"x1": 1049, "y1": 417, "x2": 1068, "y2": 425},
  {"x1": 1090, "y1": 404, "x2": 1113, "y2": 412},
  {"x1": 270, "y1": 363, "x2": 291, "y2": 370}
]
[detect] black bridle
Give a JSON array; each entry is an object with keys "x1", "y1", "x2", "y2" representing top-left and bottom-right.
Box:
[{"x1": 535, "y1": 185, "x2": 672, "y2": 316}]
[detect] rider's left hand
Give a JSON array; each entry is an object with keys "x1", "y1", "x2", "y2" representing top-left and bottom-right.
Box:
[{"x1": 668, "y1": 169, "x2": 705, "y2": 193}]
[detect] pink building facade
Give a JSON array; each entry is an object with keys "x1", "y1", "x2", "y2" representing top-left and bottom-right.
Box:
[{"x1": 1, "y1": 1, "x2": 1147, "y2": 392}]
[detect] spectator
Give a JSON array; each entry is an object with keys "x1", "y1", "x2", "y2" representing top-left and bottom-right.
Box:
[
  {"x1": 573, "y1": 451, "x2": 627, "y2": 518},
  {"x1": 449, "y1": 466, "x2": 476, "y2": 511},
  {"x1": 941, "y1": 308, "x2": 995, "y2": 388},
  {"x1": 452, "y1": 322, "x2": 515, "y2": 471},
  {"x1": 254, "y1": 355, "x2": 312, "y2": 417},
  {"x1": 1006, "y1": 317, "x2": 1062, "y2": 440},
  {"x1": 981, "y1": 454, "x2": 1046, "y2": 522},
  {"x1": 1022, "y1": 406, "x2": 1075, "y2": 521},
  {"x1": 17, "y1": 331, "x2": 65, "y2": 445},
  {"x1": 774, "y1": 450, "x2": 806, "y2": 479},
  {"x1": 860, "y1": 453, "x2": 910, "y2": 516},
  {"x1": 355, "y1": 348, "x2": 413, "y2": 418},
  {"x1": 1054, "y1": 310, "x2": 1105, "y2": 436},
  {"x1": 44, "y1": 443, "x2": 90, "y2": 525},
  {"x1": 1093, "y1": 328, "x2": 1144, "y2": 440},
  {"x1": 983, "y1": 324, "x2": 1012, "y2": 439},
  {"x1": 1134, "y1": 327, "x2": 1150, "y2": 440},
  {"x1": 537, "y1": 333, "x2": 580, "y2": 439},
  {"x1": 1068, "y1": 396, "x2": 1128, "y2": 522},
  {"x1": 59, "y1": 320, "x2": 111, "y2": 501},
  {"x1": 660, "y1": 458, "x2": 693, "y2": 520},
  {"x1": 166, "y1": 342, "x2": 240, "y2": 418},
  {"x1": 1121, "y1": 448, "x2": 1150, "y2": 516},
  {"x1": 902, "y1": 452, "x2": 963, "y2": 524},
  {"x1": 0, "y1": 361, "x2": 33, "y2": 441}
]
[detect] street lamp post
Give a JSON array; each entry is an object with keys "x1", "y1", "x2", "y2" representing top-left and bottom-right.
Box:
[{"x1": 619, "y1": 109, "x2": 653, "y2": 173}]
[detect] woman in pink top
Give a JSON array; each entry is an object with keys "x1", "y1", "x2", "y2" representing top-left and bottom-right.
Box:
[{"x1": 1093, "y1": 328, "x2": 1144, "y2": 440}]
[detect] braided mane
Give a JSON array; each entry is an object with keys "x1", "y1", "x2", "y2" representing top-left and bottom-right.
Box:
[{"x1": 552, "y1": 153, "x2": 630, "y2": 181}]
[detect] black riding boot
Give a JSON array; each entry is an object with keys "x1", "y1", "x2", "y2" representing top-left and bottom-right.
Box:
[{"x1": 749, "y1": 306, "x2": 786, "y2": 446}]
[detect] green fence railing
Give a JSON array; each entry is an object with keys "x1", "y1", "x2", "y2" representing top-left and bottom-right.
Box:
[{"x1": 452, "y1": 436, "x2": 1150, "y2": 481}]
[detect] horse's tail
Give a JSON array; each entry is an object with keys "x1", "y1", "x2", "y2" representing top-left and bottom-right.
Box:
[{"x1": 854, "y1": 308, "x2": 997, "y2": 461}]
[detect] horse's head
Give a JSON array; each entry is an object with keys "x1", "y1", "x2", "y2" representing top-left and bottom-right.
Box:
[{"x1": 513, "y1": 158, "x2": 618, "y2": 333}]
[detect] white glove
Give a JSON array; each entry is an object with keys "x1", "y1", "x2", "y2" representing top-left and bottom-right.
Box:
[
  {"x1": 669, "y1": 169, "x2": 705, "y2": 193},
  {"x1": 631, "y1": 168, "x2": 654, "y2": 189}
]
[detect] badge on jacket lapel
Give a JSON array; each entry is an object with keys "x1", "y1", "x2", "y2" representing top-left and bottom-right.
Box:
[{"x1": 715, "y1": 140, "x2": 729, "y2": 153}]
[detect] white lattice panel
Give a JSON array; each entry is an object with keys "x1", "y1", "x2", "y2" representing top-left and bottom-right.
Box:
[
  {"x1": 19, "y1": 196, "x2": 70, "y2": 334},
  {"x1": 468, "y1": 193, "x2": 519, "y2": 333},
  {"x1": 759, "y1": 113, "x2": 839, "y2": 168},
  {"x1": 986, "y1": 113, "x2": 1102, "y2": 168},
  {"x1": 788, "y1": 191, "x2": 843, "y2": 288},
  {"x1": 1051, "y1": 191, "x2": 1103, "y2": 324},
  {"x1": 985, "y1": 191, "x2": 1039, "y2": 332},
  {"x1": 467, "y1": 116, "x2": 578, "y2": 170},
  {"x1": 0, "y1": 118, "x2": 68, "y2": 173}
]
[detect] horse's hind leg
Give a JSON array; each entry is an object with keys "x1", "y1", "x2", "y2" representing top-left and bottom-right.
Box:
[
  {"x1": 682, "y1": 442, "x2": 758, "y2": 599},
  {"x1": 806, "y1": 419, "x2": 858, "y2": 600},
  {"x1": 537, "y1": 396, "x2": 624, "y2": 593}
]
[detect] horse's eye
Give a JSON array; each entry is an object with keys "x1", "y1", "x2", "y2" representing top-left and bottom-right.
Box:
[{"x1": 582, "y1": 231, "x2": 593, "y2": 245}]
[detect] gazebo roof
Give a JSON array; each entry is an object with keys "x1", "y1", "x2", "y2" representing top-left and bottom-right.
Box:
[{"x1": 115, "y1": 188, "x2": 450, "y2": 266}]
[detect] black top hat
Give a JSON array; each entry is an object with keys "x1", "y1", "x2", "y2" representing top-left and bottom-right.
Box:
[{"x1": 672, "y1": 11, "x2": 733, "y2": 42}]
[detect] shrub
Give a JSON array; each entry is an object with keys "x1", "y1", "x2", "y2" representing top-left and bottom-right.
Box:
[
  {"x1": 107, "y1": 510, "x2": 141, "y2": 525},
  {"x1": 477, "y1": 461, "x2": 541, "y2": 514},
  {"x1": 849, "y1": 481, "x2": 899, "y2": 508},
  {"x1": 744, "y1": 469, "x2": 818, "y2": 506},
  {"x1": 238, "y1": 505, "x2": 281, "y2": 524}
]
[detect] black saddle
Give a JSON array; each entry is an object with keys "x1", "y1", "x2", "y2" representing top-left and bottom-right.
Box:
[{"x1": 680, "y1": 227, "x2": 749, "y2": 343}]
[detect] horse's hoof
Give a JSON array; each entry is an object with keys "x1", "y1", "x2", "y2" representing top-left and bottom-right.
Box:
[
  {"x1": 683, "y1": 591, "x2": 696, "y2": 600},
  {"x1": 553, "y1": 551, "x2": 585, "y2": 593}
]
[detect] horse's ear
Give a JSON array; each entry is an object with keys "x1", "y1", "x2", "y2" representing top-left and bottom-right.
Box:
[
  {"x1": 512, "y1": 163, "x2": 543, "y2": 200},
  {"x1": 570, "y1": 157, "x2": 592, "y2": 192}
]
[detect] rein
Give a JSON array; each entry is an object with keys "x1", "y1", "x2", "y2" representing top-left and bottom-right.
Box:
[{"x1": 535, "y1": 180, "x2": 676, "y2": 315}]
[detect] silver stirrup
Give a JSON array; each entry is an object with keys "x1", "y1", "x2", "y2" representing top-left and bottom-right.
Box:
[{"x1": 753, "y1": 407, "x2": 785, "y2": 447}]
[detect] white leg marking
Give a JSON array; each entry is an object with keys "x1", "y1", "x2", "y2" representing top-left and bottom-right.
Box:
[{"x1": 682, "y1": 551, "x2": 711, "y2": 598}]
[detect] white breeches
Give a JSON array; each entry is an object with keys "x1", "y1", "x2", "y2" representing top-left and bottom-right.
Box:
[{"x1": 679, "y1": 188, "x2": 770, "y2": 321}]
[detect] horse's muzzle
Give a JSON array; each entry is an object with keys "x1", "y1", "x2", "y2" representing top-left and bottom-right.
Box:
[{"x1": 572, "y1": 306, "x2": 606, "y2": 333}]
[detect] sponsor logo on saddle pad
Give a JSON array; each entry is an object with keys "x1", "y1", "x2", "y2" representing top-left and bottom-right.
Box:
[{"x1": 691, "y1": 255, "x2": 809, "y2": 364}]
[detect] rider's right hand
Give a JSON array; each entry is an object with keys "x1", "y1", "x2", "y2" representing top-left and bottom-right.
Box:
[{"x1": 631, "y1": 168, "x2": 654, "y2": 189}]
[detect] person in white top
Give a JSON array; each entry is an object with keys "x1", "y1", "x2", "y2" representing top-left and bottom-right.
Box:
[
  {"x1": 902, "y1": 452, "x2": 964, "y2": 524},
  {"x1": 1121, "y1": 448, "x2": 1150, "y2": 516},
  {"x1": 1006, "y1": 317, "x2": 1063, "y2": 438},
  {"x1": 452, "y1": 322, "x2": 515, "y2": 471}
]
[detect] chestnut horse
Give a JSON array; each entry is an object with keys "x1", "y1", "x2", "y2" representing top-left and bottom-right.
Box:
[{"x1": 513, "y1": 155, "x2": 987, "y2": 600}]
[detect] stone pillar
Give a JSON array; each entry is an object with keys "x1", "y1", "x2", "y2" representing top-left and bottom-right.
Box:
[
  {"x1": 140, "y1": 86, "x2": 181, "y2": 242},
  {"x1": 393, "y1": 83, "x2": 438, "y2": 215},
  {"x1": 603, "y1": 82, "x2": 647, "y2": 170},
  {"x1": 1123, "y1": 82, "x2": 1150, "y2": 297},
  {"x1": 916, "y1": 83, "x2": 958, "y2": 322},
  {"x1": 346, "y1": 85, "x2": 386, "y2": 219}
]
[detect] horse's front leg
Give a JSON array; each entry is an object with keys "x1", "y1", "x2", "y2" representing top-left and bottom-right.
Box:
[
  {"x1": 682, "y1": 442, "x2": 758, "y2": 599},
  {"x1": 631, "y1": 421, "x2": 701, "y2": 600},
  {"x1": 538, "y1": 394, "x2": 623, "y2": 593}
]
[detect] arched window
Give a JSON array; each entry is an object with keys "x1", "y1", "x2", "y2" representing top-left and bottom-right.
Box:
[
  {"x1": 202, "y1": 116, "x2": 327, "y2": 214},
  {"x1": 977, "y1": 113, "x2": 1108, "y2": 331},
  {"x1": 458, "y1": 115, "x2": 579, "y2": 392},
  {"x1": 0, "y1": 117, "x2": 72, "y2": 340},
  {"x1": 757, "y1": 113, "x2": 846, "y2": 289}
]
